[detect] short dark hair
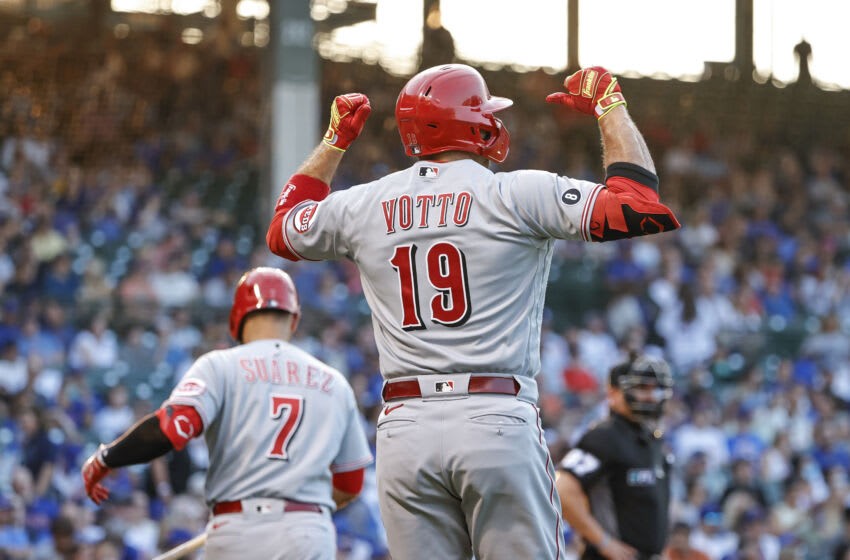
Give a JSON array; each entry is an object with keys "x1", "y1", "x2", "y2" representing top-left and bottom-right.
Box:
[
  {"x1": 609, "y1": 354, "x2": 638, "y2": 387},
  {"x1": 672, "y1": 521, "x2": 692, "y2": 534}
]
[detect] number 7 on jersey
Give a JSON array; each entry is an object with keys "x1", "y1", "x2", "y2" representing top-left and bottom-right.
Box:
[{"x1": 389, "y1": 242, "x2": 471, "y2": 330}]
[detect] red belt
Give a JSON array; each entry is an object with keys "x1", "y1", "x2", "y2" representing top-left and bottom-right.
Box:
[
  {"x1": 382, "y1": 376, "x2": 520, "y2": 401},
  {"x1": 212, "y1": 500, "x2": 322, "y2": 516}
]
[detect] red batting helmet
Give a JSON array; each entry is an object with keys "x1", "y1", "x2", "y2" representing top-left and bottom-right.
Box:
[
  {"x1": 395, "y1": 64, "x2": 513, "y2": 163},
  {"x1": 229, "y1": 267, "x2": 300, "y2": 342}
]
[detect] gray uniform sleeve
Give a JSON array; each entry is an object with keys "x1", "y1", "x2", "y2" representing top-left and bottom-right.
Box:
[
  {"x1": 499, "y1": 170, "x2": 603, "y2": 241},
  {"x1": 331, "y1": 386, "x2": 373, "y2": 473},
  {"x1": 282, "y1": 191, "x2": 352, "y2": 261},
  {"x1": 164, "y1": 353, "x2": 224, "y2": 429}
]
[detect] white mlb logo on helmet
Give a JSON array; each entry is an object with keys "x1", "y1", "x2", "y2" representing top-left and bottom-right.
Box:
[{"x1": 173, "y1": 379, "x2": 207, "y2": 397}]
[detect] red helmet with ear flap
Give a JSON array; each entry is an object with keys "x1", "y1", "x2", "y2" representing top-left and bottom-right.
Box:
[
  {"x1": 229, "y1": 267, "x2": 300, "y2": 342},
  {"x1": 395, "y1": 64, "x2": 513, "y2": 163}
]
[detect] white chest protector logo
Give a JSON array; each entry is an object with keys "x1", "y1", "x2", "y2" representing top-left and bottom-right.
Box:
[
  {"x1": 293, "y1": 202, "x2": 319, "y2": 233},
  {"x1": 626, "y1": 468, "x2": 659, "y2": 486},
  {"x1": 173, "y1": 379, "x2": 207, "y2": 397}
]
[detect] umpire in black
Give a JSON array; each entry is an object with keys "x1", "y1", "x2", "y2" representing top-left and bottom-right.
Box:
[{"x1": 556, "y1": 354, "x2": 674, "y2": 560}]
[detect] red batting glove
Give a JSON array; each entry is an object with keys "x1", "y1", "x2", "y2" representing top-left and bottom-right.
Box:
[
  {"x1": 322, "y1": 93, "x2": 372, "y2": 152},
  {"x1": 545, "y1": 67, "x2": 627, "y2": 119},
  {"x1": 81, "y1": 444, "x2": 111, "y2": 505}
]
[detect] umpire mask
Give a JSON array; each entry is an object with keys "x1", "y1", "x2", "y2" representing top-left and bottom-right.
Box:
[{"x1": 613, "y1": 356, "x2": 674, "y2": 424}]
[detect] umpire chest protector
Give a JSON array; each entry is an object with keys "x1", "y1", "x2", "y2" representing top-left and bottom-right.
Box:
[{"x1": 565, "y1": 413, "x2": 672, "y2": 558}]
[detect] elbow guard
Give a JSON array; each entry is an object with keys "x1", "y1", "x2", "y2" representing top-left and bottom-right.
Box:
[
  {"x1": 155, "y1": 405, "x2": 204, "y2": 451},
  {"x1": 266, "y1": 174, "x2": 331, "y2": 261},
  {"x1": 587, "y1": 163, "x2": 680, "y2": 242},
  {"x1": 332, "y1": 467, "x2": 365, "y2": 495}
]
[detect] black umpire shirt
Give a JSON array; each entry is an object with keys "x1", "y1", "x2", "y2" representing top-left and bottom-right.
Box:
[{"x1": 559, "y1": 412, "x2": 672, "y2": 560}]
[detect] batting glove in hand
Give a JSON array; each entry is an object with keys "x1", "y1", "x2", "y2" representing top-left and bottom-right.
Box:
[
  {"x1": 81, "y1": 444, "x2": 111, "y2": 505},
  {"x1": 323, "y1": 93, "x2": 372, "y2": 152},
  {"x1": 546, "y1": 67, "x2": 626, "y2": 119}
]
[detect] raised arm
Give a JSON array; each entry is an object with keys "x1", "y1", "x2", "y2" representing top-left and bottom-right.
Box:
[
  {"x1": 266, "y1": 94, "x2": 371, "y2": 260},
  {"x1": 547, "y1": 68, "x2": 679, "y2": 242}
]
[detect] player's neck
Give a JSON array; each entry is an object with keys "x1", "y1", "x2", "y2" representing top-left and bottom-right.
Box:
[
  {"x1": 423, "y1": 151, "x2": 489, "y2": 167},
  {"x1": 241, "y1": 315, "x2": 295, "y2": 343}
]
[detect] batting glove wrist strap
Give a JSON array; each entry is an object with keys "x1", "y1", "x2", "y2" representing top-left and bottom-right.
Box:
[{"x1": 594, "y1": 83, "x2": 627, "y2": 119}]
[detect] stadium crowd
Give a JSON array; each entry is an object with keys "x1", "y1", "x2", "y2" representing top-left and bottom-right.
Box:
[{"x1": 2, "y1": 18, "x2": 850, "y2": 560}]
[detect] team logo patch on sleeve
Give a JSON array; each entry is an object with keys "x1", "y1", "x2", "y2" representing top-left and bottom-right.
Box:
[
  {"x1": 173, "y1": 379, "x2": 207, "y2": 397},
  {"x1": 561, "y1": 188, "x2": 581, "y2": 205},
  {"x1": 293, "y1": 202, "x2": 319, "y2": 233}
]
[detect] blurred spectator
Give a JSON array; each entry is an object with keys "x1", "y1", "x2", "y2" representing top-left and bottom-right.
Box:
[
  {"x1": 30, "y1": 213, "x2": 68, "y2": 264},
  {"x1": 572, "y1": 314, "x2": 621, "y2": 384},
  {"x1": 656, "y1": 283, "x2": 718, "y2": 373},
  {"x1": 149, "y1": 253, "x2": 200, "y2": 308},
  {"x1": 15, "y1": 406, "x2": 58, "y2": 499},
  {"x1": 67, "y1": 311, "x2": 118, "y2": 373},
  {"x1": 690, "y1": 506, "x2": 738, "y2": 560},
  {"x1": 0, "y1": 493, "x2": 30, "y2": 559},
  {"x1": 663, "y1": 521, "x2": 710, "y2": 560},
  {"x1": 0, "y1": 340, "x2": 28, "y2": 400},
  {"x1": 801, "y1": 314, "x2": 849, "y2": 371},
  {"x1": 768, "y1": 478, "x2": 813, "y2": 539},
  {"x1": 44, "y1": 514, "x2": 80, "y2": 560},
  {"x1": 720, "y1": 459, "x2": 769, "y2": 516},
  {"x1": 673, "y1": 406, "x2": 730, "y2": 471},
  {"x1": 91, "y1": 385, "x2": 134, "y2": 445}
]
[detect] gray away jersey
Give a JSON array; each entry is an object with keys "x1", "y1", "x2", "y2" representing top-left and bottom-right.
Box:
[
  {"x1": 280, "y1": 159, "x2": 601, "y2": 380},
  {"x1": 164, "y1": 339, "x2": 372, "y2": 509}
]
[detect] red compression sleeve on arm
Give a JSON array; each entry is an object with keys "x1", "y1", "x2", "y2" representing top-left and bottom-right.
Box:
[
  {"x1": 332, "y1": 467, "x2": 365, "y2": 495},
  {"x1": 587, "y1": 174, "x2": 680, "y2": 242},
  {"x1": 266, "y1": 174, "x2": 331, "y2": 261},
  {"x1": 155, "y1": 405, "x2": 204, "y2": 451}
]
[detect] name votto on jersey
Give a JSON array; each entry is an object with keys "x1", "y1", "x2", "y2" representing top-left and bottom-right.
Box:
[{"x1": 381, "y1": 191, "x2": 472, "y2": 234}]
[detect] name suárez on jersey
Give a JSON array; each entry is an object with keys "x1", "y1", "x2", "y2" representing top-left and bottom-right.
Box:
[
  {"x1": 381, "y1": 191, "x2": 473, "y2": 234},
  {"x1": 239, "y1": 358, "x2": 334, "y2": 393}
]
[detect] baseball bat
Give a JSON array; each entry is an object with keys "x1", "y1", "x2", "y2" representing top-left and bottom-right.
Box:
[{"x1": 152, "y1": 533, "x2": 207, "y2": 560}]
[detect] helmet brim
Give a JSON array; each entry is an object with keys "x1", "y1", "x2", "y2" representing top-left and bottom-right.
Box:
[{"x1": 486, "y1": 96, "x2": 513, "y2": 113}]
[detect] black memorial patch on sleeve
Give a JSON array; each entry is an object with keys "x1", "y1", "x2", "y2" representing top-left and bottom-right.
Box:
[{"x1": 561, "y1": 188, "x2": 581, "y2": 205}]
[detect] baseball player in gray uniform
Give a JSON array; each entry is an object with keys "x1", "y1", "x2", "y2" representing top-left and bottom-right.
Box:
[
  {"x1": 266, "y1": 64, "x2": 681, "y2": 560},
  {"x1": 81, "y1": 267, "x2": 373, "y2": 560}
]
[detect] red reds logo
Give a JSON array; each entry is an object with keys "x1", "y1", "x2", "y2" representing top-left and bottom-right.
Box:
[
  {"x1": 173, "y1": 415, "x2": 195, "y2": 440},
  {"x1": 293, "y1": 203, "x2": 319, "y2": 233}
]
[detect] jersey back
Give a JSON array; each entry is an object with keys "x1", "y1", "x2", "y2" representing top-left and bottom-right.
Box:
[
  {"x1": 281, "y1": 159, "x2": 601, "y2": 379},
  {"x1": 165, "y1": 339, "x2": 372, "y2": 508}
]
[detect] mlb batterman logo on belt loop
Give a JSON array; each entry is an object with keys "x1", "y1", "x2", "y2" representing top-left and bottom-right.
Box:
[{"x1": 435, "y1": 381, "x2": 454, "y2": 393}]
